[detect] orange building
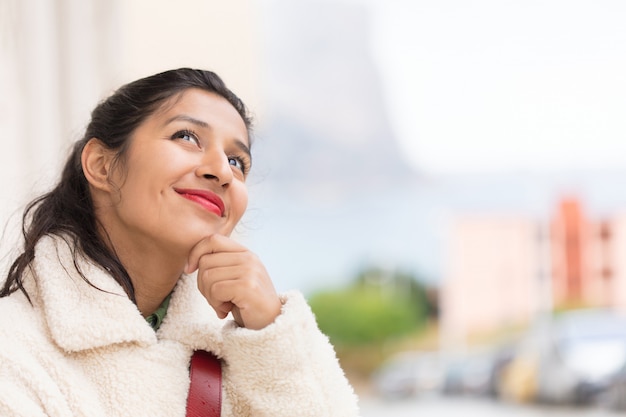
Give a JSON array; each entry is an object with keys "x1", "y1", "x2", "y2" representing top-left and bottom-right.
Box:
[
  {"x1": 440, "y1": 197, "x2": 626, "y2": 348},
  {"x1": 440, "y1": 215, "x2": 543, "y2": 348},
  {"x1": 550, "y1": 197, "x2": 617, "y2": 309}
]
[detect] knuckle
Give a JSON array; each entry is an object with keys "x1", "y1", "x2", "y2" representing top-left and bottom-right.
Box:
[
  {"x1": 247, "y1": 252, "x2": 260, "y2": 263},
  {"x1": 197, "y1": 255, "x2": 211, "y2": 270},
  {"x1": 211, "y1": 279, "x2": 228, "y2": 295}
]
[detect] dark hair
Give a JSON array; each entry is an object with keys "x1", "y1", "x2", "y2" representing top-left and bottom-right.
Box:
[{"x1": 1, "y1": 68, "x2": 253, "y2": 303}]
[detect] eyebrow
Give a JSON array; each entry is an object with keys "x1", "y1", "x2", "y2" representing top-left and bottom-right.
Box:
[
  {"x1": 166, "y1": 114, "x2": 251, "y2": 158},
  {"x1": 166, "y1": 115, "x2": 209, "y2": 128}
]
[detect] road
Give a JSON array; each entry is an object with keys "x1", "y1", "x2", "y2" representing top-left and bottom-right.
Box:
[{"x1": 359, "y1": 395, "x2": 622, "y2": 417}]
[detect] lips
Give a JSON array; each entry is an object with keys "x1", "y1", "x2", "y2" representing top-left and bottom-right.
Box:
[{"x1": 175, "y1": 188, "x2": 225, "y2": 217}]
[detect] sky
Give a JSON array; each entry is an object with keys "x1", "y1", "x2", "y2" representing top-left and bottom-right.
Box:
[
  {"x1": 246, "y1": 0, "x2": 626, "y2": 293},
  {"x1": 358, "y1": 0, "x2": 626, "y2": 175},
  {"x1": 5, "y1": 0, "x2": 626, "y2": 295}
]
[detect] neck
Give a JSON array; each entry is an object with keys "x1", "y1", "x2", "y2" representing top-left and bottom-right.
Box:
[
  {"x1": 105, "y1": 235, "x2": 186, "y2": 317},
  {"x1": 93, "y1": 202, "x2": 191, "y2": 317},
  {"x1": 132, "y1": 266, "x2": 181, "y2": 318}
]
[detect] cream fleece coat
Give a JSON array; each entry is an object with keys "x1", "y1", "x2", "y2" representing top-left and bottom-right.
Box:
[{"x1": 0, "y1": 236, "x2": 359, "y2": 416}]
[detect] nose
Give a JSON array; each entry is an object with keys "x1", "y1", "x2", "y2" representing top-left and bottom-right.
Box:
[{"x1": 195, "y1": 147, "x2": 233, "y2": 187}]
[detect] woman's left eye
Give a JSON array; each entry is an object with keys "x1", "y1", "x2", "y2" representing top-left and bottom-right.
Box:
[
  {"x1": 228, "y1": 157, "x2": 243, "y2": 170},
  {"x1": 228, "y1": 156, "x2": 249, "y2": 176}
]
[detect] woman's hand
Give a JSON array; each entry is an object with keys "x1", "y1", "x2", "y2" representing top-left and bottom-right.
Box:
[{"x1": 184, "y1": 234, "x2": 282, "y2": 330}]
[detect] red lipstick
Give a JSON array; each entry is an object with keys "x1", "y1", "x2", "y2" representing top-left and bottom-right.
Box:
[{"x1": 175, "y1": 188, "x2": 225, "y2": 217}]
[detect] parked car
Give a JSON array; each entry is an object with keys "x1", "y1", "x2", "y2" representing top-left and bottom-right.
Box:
[
  {"x1": 499, "y1": 309, "x2": 626, "y2": 405},
  {"x1": 485, "y1": 342, "x2": 516, "y2": 398},
  {"x1": 498, "y1": 338, "x2": 540, "y2": 403},
  {"x1": 600, "y1": 363, "x2": 626, "y2": 411},
  {"x1": 372, "y1": 350, "x2": 445, "y2": 399},
  {"x1": 441, "y1": 342, "x2": 515, "y2": 398},
  {"x1": 441, "y1": 348, "x2": 497, "y2": 397}
]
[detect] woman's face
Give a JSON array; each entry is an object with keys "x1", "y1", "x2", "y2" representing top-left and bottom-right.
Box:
[{"x1": 102, "y1": 88, "x2": 250, "y2": 256}]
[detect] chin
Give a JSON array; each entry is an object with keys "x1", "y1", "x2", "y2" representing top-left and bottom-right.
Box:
[
  {"x1": 178, "y1": 222, "x2": 235, "y2": 244},
  {"x1": 216, "y1": 221, "x2": 238, "y2": 237}
]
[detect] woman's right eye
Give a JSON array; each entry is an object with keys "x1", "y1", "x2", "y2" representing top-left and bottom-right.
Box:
[{"x1": 171, "y1": 129, "x2": 200, "y2": 146}]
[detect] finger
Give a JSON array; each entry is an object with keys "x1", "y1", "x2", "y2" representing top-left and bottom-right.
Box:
[
  {"x1": 209, "y1": 301, "x2": 243, "y2": 327},
  {"x1": 201, "y1": 280, "x2": 244, "y2": 319},
  {"x1": 215, "y1": 301, "x2": 236, "y2": 319},
  {"x1": 197, "y1": 256, "x2": 267, "y2": 298},
  {"x1": 197, "y1": 265, "x2": 241, "y2": 295},
  {"x1": 196, "y1": 251, "x2": 250, "y2": 274},
  {"x1": 231, "y1": 306, "x2": 244, "y2": 327},
  {"x1": 185, "y1": 234, "x2": 246, "y2": 273},
  {"x1": 199, "y1": 272, "x2": 279, "y2": 329},
  {"x1": 197, "y1": 270, "x2": 241, "y2": 320}
]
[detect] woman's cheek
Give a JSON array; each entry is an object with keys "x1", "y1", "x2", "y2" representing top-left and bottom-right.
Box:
[{"x1": 222, "y1": 185, "x2": 248, "y2": 236}]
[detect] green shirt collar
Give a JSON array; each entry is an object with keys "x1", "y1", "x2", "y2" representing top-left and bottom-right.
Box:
[{"x1": 145, "y1": 293, "x2": 172, "y2": 331}]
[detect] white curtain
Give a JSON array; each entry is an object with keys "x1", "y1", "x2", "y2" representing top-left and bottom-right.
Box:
[{"x1": 0, "y1": 0, "x2": 120, "y2": 265}]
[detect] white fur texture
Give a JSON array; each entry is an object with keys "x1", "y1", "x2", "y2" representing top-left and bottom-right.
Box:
[{"x1": 0, "y1": 236, "x2": 360, "y2": 416}]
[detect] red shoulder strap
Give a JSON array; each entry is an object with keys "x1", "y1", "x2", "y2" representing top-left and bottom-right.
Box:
[{"x1": 186, "y1": 350, "x2": 222, "y2": 417}]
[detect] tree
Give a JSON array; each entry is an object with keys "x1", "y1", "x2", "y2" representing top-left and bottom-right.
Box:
[{"x1": 308, "y1": 267, "x2": 434, "y2": 347}]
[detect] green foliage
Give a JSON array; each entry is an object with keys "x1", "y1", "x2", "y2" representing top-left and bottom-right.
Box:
[
  {"x1": 354, "y1": 267, "x2": 435, "y2": 319},
  {"x1": 309, "y1": 268, "x2": 434, "y2": 347}
]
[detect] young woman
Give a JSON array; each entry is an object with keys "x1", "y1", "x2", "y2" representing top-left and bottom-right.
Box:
[{"x1": 0, "y1": 68, "x2": 359, "y2": 416}]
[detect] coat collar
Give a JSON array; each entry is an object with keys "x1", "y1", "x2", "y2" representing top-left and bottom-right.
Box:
[{"x1": 27, "y1": 235, "x2": 222, "y2": 353}]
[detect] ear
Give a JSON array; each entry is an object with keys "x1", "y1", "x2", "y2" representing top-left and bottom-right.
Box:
[{"x1": 81, "y1": 138, "x2": 116, "y2": 192}]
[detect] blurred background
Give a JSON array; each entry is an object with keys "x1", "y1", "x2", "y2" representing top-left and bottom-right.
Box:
[{"x1": 3, "y1": 0, "x2": 626, "y2": 415}]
